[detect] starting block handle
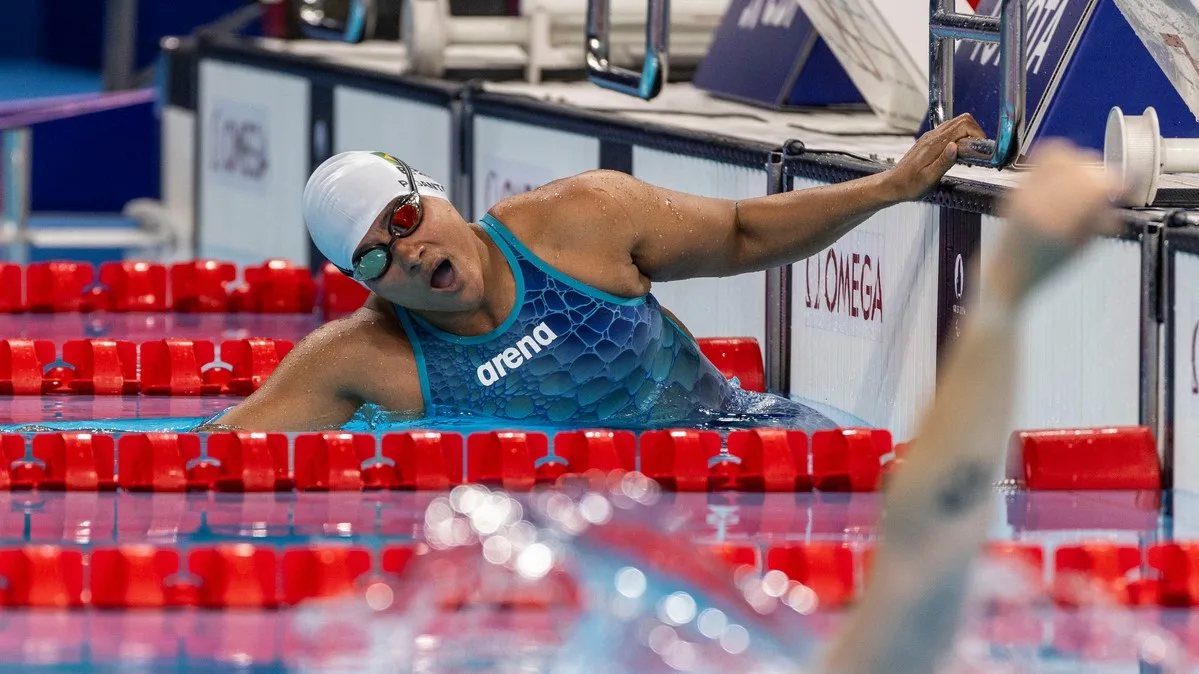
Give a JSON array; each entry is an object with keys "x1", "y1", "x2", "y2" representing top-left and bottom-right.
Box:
[
  {"x1": 585, "y1": 0, "x2": 669, "y2": 100},
  {"x1": 928, "y1": 0, "x2": 1026, "y2": 169}
]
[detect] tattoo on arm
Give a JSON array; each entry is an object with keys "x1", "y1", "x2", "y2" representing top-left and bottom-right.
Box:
[{"x1": 934, "y1": 462, "x2": 992, "y2": 517}]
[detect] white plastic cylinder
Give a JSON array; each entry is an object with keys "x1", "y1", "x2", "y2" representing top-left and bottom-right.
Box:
[{"x1": 1163, "y1": 139, "x2": 1199, "y2": 173}]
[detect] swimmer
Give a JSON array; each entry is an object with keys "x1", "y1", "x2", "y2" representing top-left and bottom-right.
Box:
[
  {"x1": 195, "y1": 113, "x2": 987, "y2": 432},
  {"x1": 821, "y1": 141, "x2": 1122, "y2": 674}
]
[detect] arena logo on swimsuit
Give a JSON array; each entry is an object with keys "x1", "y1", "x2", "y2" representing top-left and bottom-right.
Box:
[{"x1": 476, "y1": 322, "x2": 559, "y2": 386}]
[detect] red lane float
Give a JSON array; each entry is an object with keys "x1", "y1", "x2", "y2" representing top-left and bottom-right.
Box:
[
  {"x1": 380, "y1": 431, "x2": 464, "y2": 490},
  {"x1": 62, "y1": 339, "x2": 139, "y2": 394},
  {"x1": 810, "y1": 428, "x2": 890, "y2": 492},
  {"x1": 639, "y1": 429, "x2": 722, "y2": 491},
  {"x1": 206, "y1": 433, "x2": 290, "y2": 492},
  {"x1": 552, "y1": 429, "x2": 636, "y2": 478},
  {"x1": 170, "y1": 260, "x2": 237, "y2": 312},
  {"x1": 26, "y1": 262, "x2": 92, "y2": 313},
  {"x1": 320, "y1": 262, "x2": 370, "y2": 317},
  {"x1": 466, "y1": 431, "x2": 546, "y2": 491},
  {"x1": 293, "y1": 433, "x2": 368, "y2": 491},
  {"x1": 140, "y1": 339, "x2": 217, "y2": 396},
  {"x1": 98, "y1": 261, "x2": 168, "y2": 312},
  {"x1": 0, "y1": 339, "x2": 56, "y2": 394},
  {"x1": 0, "y1": 263, "x2": 22, "y2": 312},
  {"x1": 697, "y1": 337, "x2": 765, "y2": 392},
  {"x1": 242, "y1": 260, "x2": 317, "y2": 314},
  {"x1": 1010, "y1": 427, "x2": 1160, "y2": 490},
  {"x1": 30, "y1": 433, "x2": 117, "y2": 491},
  {"x1": 281, "y1": 546, "x2": 373, "y2": 605},
  {"x1": 725, "y1": 429, "x2": 809, "y2": 491}
]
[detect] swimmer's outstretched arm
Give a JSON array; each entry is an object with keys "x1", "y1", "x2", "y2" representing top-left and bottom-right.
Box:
[
  {"x1": 581, "y1": 114, "x2": 985, "y2": 282},
  {"x1": 819, "y1": 142, "x2": 1121, "y2": 674}
]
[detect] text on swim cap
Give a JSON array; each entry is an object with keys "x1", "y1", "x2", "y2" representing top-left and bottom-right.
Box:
[{"x1": 476, "y1": 322, "x2": 559, "y2": 387}]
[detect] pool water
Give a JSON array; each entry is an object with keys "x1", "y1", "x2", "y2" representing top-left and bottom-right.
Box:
[{"x1": 0, "y1": 310, "x2": 1194, "y2": 672}]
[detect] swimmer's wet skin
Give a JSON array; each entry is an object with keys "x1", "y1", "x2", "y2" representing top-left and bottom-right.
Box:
[{"x1": 198, "y1": 114, "x2": 990, "y2": 434}]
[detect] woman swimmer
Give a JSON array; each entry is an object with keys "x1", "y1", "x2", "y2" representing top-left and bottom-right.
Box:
[{"x1": 196, "y1": 114, "x2": 989, "y2": 432}]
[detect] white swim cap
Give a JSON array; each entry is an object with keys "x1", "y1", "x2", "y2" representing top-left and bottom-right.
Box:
[{"x1": 303, "y1": 151, "x2": 449, "y2": 271}]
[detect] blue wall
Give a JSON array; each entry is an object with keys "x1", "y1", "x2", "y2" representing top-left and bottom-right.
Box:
[
  {"x1": 0, "y1": 1, "x2": 43, "y2": 59},
  {"x1": 8, "y1": 0, "x2": 256, "y2": 71}
]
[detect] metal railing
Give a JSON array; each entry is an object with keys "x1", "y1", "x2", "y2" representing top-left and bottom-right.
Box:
[
  {"x1": 928, "y1": 0, "x2": 1026, "y2": 168},
  {"x1": 585, "y1": 0, "x2": 670, "y2": 100}
]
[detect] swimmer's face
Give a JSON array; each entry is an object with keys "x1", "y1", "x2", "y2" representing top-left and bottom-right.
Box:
[{"x1": 351, "y1": 197, "x2": 486, "y2": 311}]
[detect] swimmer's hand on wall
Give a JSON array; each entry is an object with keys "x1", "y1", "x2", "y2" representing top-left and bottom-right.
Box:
[{"x1": 882, "y1": 113, "x2": 987, "y2": 202}]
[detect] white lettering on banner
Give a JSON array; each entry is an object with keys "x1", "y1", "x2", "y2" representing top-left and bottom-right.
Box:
[
  {"x1": 738, "y1": 0, "x2": 801, "y2": 30},
  {"x1": 967, "y1": 0, "x2": 1068, "y2": 75},
  {"x1": 207, "y1": 99, "x2": 270, "y2": 191},
  {"x1": 482, "y1": 156, "x2": 555, "y2": 208},
  {"x1": 802, "y1": 230, "x2": 884, "y2": 341},
  {"x1": 476, "y1": 322, "x2": 559, "y2": 386}
]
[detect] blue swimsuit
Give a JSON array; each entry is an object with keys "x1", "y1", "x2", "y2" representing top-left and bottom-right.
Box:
[{"x1": 393, "y1": 214, "x2": 840, "y2": 430}]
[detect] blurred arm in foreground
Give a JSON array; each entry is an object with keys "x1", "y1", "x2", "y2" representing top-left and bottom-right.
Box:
[{"x1": 821, "y1": 141, "x2": 1123, "y2": 674}]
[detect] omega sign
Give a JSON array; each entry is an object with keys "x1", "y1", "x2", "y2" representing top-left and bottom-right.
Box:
[
  {"x1": 207, "y1": 100, "x2": 270, "y2": 190},
  {"x1": 803, "y1": 229, "x2": 884, "y2": 341}
]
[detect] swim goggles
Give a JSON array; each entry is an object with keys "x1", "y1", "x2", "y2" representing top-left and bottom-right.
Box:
[{"x1": 337, "y1": 156, "x2": 425, "y2": 283}]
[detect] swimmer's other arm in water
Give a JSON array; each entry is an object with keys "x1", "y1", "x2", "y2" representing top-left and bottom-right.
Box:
[{"x1": 819, "y1": 141, "x2": 1122, "y2": 674}]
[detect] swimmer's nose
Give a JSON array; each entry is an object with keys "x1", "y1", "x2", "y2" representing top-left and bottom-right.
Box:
[{"x1": 393, "y1": 237, "x2": 424, "y2": 274}]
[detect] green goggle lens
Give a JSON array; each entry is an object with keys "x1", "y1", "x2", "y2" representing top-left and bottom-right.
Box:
[{"x1": 354, "y1": 248, "x2": 390, "y2": 281}]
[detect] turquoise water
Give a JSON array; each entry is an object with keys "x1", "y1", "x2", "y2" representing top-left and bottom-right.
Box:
[{"x1": 0, "y1": 389, "x2": 870, "y2": 437}]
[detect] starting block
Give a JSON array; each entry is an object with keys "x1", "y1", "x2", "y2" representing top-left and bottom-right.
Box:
[
  {"x1": 935, "y1": 0, "x2": 1199, "y2": 170},
  {"x1": 692, "y1": 0, "x2": 865, "y2": 110}
]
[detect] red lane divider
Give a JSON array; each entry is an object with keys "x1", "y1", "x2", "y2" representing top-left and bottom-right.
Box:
[
  {"x1": 90, "y1": 547, "x2": 181, "y2": 609},
  {"x1": 697, "y1": 337, "x2": 765, "y2": 393},
  {"x1": 171, "y1": 260, "x2": 237, "y2": 313},
  {"x1": 243, "y1": 260, "x2": 317, "y2": 314},
  {"x1": 0, "y1": 263, "x2": 22, "y2": 312},
  {"x1": 1053, "y1": 542, "x2": 1143, "y2": 607},
  {"x1": 0, "y1": 546, "x2": 85, "y2": 607},
  {"x1": 99, "y1": 261, "x2": 168, "y2": 312},
  {"x1": 640, "y1": 430, "x2": 722, "y2": 491},
  {"x1": 30, "y1": 433, "x2": 117, "y2": 491},
  {"x1": 725, "y1": 429, "x2": 809, "y2": 491},
  {"x1": 62, "y1": 339, "x2": 139, "y2": 395},
  {"x1": 294, "y1": 433, "x2": 368, "y2": 491},
  {"x1": 117, "y1": 433, "x2": 199, "y2": 492},
  {"x1": 206, "y1": 433, "x2": 290, "y2": 492},
  {"x1": 552, "y1": 430, "x2": 636, "y2": 481},
  {"x1": 811, "y1": 428, "x2": 890, "y2": 492},
  {"x1": 221, "y1": 338, "x2": 294, "y2": 396},
  {"x1": 381, "y1": 431, "x2": 464, "y2": 490},
  {"x1": 26, "y1": 262, "x2": 93, "y2": 313},
  {"x1": 281, "y1": 546, "x2": 373, "y2": 605},
  {"x1": 1011, "y1": 427, "x2": 1161, "y2": 490},
  {"x1": 320, "y1": 262, "x2": 370, "y2": 317},
  {"x1": 466, "y1": 431, "x2": 546, "y2": 491},
  {"x1": 766, "y1": 542, "x2": 858, "y2": 608},
  {"x1": 0, "y1": 339, "x2": 56, "y2": 394}
]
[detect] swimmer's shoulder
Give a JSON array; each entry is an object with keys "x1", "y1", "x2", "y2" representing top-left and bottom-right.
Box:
[
  {"x1": 488, "y1": 170, "x2": 641, "y2": 246},
  {"x1": 293, "y1": 296, "x2": 422, "y2": 407}
]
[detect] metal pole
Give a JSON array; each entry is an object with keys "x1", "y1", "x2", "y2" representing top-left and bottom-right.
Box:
[
  {"x1": 764, "y1": 150, "x2": 791, "y2": 396},
  {"x1": 103, "y1": 0, "x2": 139, "y2": 91},
  {"x1": 0, "y1": 128, "x2": 31, "y2": 265}
]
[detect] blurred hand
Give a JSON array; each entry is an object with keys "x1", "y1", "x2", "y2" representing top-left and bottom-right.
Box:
[
  {"x1": 1000, "y1": 140, "x2": 1122, "y2": 247},
  {"x1": 883, "y1": 113, "x2": 987, "y2": 202},
  {"x1": 988, "y1": 140, "x2": 1123, "y2": 305}
]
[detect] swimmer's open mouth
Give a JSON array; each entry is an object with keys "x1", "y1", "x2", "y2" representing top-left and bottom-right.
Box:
[{"x1": 431, "y1": 259, "x2": 455, "y2": 290}]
